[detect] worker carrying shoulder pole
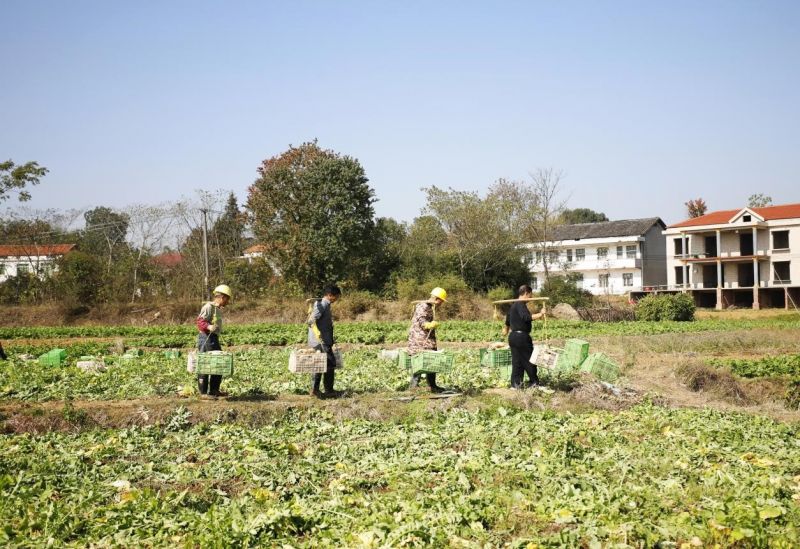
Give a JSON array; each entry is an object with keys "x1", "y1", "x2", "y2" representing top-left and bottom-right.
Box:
[
  {"x1": 307, "y1": 284, "x2": 342, "y2": 399},
  {"x1": 195, "y1": 284, "x2": 232, "y2": 398},
  {"x1": 407, "y1": 286, "x2": 447, "y2": 393},
  {"x1": 502, "y1": 284, "x2": 546, "y2": 389}
]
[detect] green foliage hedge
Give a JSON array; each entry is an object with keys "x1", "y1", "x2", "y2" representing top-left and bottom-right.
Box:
[{"x1": 635, "y1": 293, "x2": 696, "y2": 321}]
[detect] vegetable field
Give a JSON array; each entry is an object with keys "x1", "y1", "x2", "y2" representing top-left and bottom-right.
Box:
[{"x1": 2, "y1": 316, "x2": 800, "y2": 547}]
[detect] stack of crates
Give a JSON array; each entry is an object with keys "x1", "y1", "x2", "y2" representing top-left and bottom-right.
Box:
[
  {"x1": 197, "y1": 350, "x2": 234, "y2": 377},
  {"x1": 580, "y1": 353, "x2": 620, "y2": 382},
  {"x1": 39, "y1": 348, "x2": 66, "y2": 366}
]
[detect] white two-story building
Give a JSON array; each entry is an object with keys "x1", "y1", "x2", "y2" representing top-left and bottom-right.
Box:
[
  {"x1": 664, "y1": 203, "x2": 800, "y2": 309},
  {"x1": 0, "y1": 244, "x2": 76, "y2": 283},
  {"x1": 526, "y1": 218, "x2": 667, "y2": 296}
]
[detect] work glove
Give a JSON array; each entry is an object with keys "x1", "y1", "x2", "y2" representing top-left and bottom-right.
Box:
[
  {"x1": 423, "y1": 321, "x2": 440, "y2": 330},
  {"x1": 207, "y1": 324, "x2": 218, "y2": 333}
]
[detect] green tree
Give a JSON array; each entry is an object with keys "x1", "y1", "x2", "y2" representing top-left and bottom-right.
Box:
[
  {"x1": 539, "y1": 273, "x2": 591, "y2": 308},
  {"x1": 747, "y1": 193, "x2": 773, "y2": 208},
  {"x1": 211, "y1": 193, "x2": 245, "y2": 262},
  {"x1": 54, "y1": 251, "x2": 104, "y2": 305},
  {"x1": 561, "y1": 208, "x2": 608, "y2": 224},
  {"x1": 223, "y1": 257, "x2": 273, "y2": 299},
  {"x1": 345, "y1": 217, "x2": 405, "y2": 293},
  {"x1": 247, "y1": 141, "x2": 377, "y2": 291},
  {"x1": 0, "y1": 160, "x2": 48, "y2": 202},
  {"x1": 398, "y1": 215, "x2": 448, "y2": 281},
  {"x1": 423, "y1": 186, "x2": 526, "y2": 290},
  {"x1": 81, "y1": 207, "x2": 130, "y2": 276}
]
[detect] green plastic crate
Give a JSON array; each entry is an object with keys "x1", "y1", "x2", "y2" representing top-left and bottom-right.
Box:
[
  {"x1": 480, "y1": 348, "x2": 512, "y2": 368},
  {"x1": 555, "y1": 352, "x2": 584, "y2": 373},
  {"x1": 563, "y1": 339, "x2": 589, "y2": 365},
  {"x1": 39, "y1": 349, "x2": 66, "y2": 366},
  {"x1": 163, "y1": 349, "x2": 182, "y2": 359},
  {"x1": 581, "y1": 352, "x2": 619, "y2": 382},
  {"x1": 409, "y1": 351, "x2": 454, "y2": 374},
  {"x1": 397, "y1": 349, "x2": 412, "y2": 370},
  {"x1": 196, "y1": 351, "x2": 234, "y2": 376},
  {"x1": 497, "y1": 364, "x2": 512, "y2": 383}
]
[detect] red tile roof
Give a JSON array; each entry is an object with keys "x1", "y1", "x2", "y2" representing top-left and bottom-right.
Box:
[
  {"x1": 0, "y1": 243, "x2": 75, "y2": 257},
  {"x1": 669, "y1": 203, "x2": 800, "y2": 228}
]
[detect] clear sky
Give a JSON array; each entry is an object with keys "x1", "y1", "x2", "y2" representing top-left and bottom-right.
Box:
[{"x1": 1, "y1": 1, "x2": 798, "y2": 226}]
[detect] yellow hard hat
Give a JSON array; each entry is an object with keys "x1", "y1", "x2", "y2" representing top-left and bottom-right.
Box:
[
  {"x1": 430, "y1": 287, "x2": 447, "y2": 301},
  {"x1": 213, "y1": 284, "x2": 232, "y2": 298}
]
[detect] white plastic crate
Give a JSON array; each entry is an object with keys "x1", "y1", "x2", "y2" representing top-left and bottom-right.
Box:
[
  {"x1": 530, "y1": 345, "x2": 561, "y2": 369},
  {"x1": 289, "y1": 350, "x2": 328, "y2": 373}
]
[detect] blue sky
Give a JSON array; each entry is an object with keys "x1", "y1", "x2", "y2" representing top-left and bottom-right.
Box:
[{"x1": 1, "y1": 1, "x2": 798, "y2": 226}]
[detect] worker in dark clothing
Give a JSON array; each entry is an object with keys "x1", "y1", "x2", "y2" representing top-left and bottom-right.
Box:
[
  {"x1": 307, "y1": 285, "x2": 342, "y2": 398},
  {"x1": 503, "y1": 284, "x2": 546, "y2": 389}
]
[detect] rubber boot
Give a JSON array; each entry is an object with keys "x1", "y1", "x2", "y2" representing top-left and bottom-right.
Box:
[
  {"x1": 209, "y1": 375, "x2": 222, "y2": 396},
  {"x1": 198, "y1": 375, "x2": 209, "y2": 395}
]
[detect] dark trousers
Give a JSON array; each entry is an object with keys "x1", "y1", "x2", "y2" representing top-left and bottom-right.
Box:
[
  {"x1": 197, "y1": 332, "x2": 223, "y2": 395},
  {"x1": 508, "y1": 331, "x2": 538, "y2": 388},
  {"x1": 410, "y1": 372, "x2": 439, "y2": 390},
  {"x1": 310, "y1": 345, "x2": 336, "y2": 392}
]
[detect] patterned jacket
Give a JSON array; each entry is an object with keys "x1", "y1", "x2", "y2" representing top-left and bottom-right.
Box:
[{"x1": 407, "y1": 301, "x2": 437, "y2": 353}]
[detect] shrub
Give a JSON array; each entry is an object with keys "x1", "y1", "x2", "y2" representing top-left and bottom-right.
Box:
[
  {"x1": 487, "y1": 286, "x2": 513, "y2": 302},
  {"x1": 785, "y1": 379, "x2": 800, "y2": 410},
  {"x1": 635, "y1": 293, "x2": 695, "y2": 321},
  {"x1": 336, "y1": 290, "x2": 378, "y2": 318},
  {"x1": 539, "y1": 274, "x2": 592, "y2": 308}
]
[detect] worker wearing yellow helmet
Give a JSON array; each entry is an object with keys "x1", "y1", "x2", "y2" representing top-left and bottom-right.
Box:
[
  {"x1": 407, "y1": 287, "x2": 448, "y2": 393},
  {"x1": 194, "y1": 284, "x2": 232, "y2": 398}
]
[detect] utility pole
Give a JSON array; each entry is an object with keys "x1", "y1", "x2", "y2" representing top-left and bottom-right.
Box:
[{"x1": 201, "y1": 208, "x2": 210, "y2": 299}]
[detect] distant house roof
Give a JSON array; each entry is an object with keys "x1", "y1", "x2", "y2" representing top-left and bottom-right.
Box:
[
  {"x1": 669, "y1": 203, "x2": 800, "y2": 228},
  {"x1": 244, "y1": 244, "x2": 266, "y2": 255},
  {"x1": 549, "y1": 218, "x2": 665, "y2": 241},
  {"x1": 151, "y1": 252, "x2": 183, "y2": 268},
  {"x1": 0, "y1": 243, "x2": 76, "y2": 257}
]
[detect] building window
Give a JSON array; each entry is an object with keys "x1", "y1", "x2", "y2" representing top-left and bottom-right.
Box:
[
  {"x1": 531, "y1": 276, "x2": 538, "y2": 290},
  {"x1": 535, "y1": 251, "x2": 542, "y2": 263},
  {"x1": 573, "y1": 273, "x2": 584, "y2": 286},
  {"x1": 597, "y1": 247, "x2": 608, "y2": 259},
  {"x1": 599, "y1": 274, "x2": 609, "y2": 288},
  {"x1": 774, "y1": 261, "x2": 790, "y2": 284},
  {"x1": 616, "y1": 246, "x2": 623, "y2": 258},
  {"x1": 548, "y1": 250, "x2": 559, "y2": 263},
  {"x1": 743, "y1": 215, "x2": 751, "y2": 222},
  {"x1": 773, "y1": 230, "x2": 789, "y2": 250},
  {"x1": 626, "y1": 245, "x2": 637, "y2": 258},
  {"x1": 622, "y1": 273, "x2": 633, "y2": 286},
  {"x1": 675, "y1": 266, "x2": 684, "y2": 285},
  {"x1": 673, "y1": 238, "x2": 684, "y2": 256},
  {"x1": 0, "y1": 263, "x2": 5, "y2": 275},
  {"x1": 566, "y1": 249, "x2": 573, "y2": 262},
  {"x1": 17, "y1": 263, "x2": 30, "y2": 275},
  {"x1": 575, "y1": 248, "x2": 585, "y2": 261}
]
